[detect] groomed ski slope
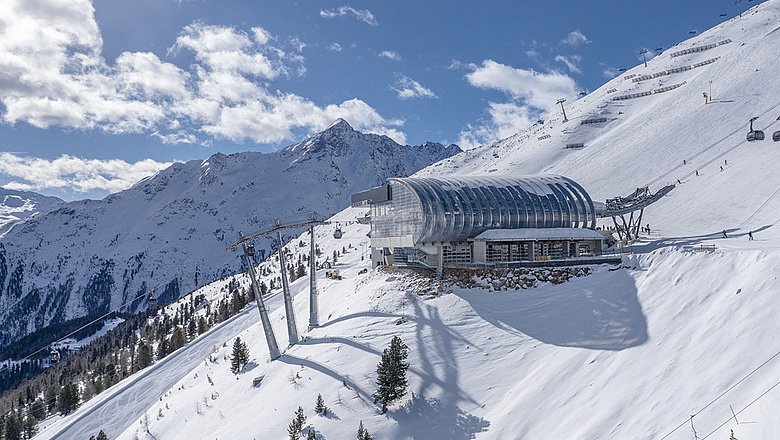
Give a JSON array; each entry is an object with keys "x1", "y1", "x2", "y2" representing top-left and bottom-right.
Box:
[
  {"x1": 34, "y1": 2, "x2": 780, "y2": 439},
  {"x1": 65, "y1": 206, "x2": 779, "y2": 440},
  {"x1": 424, "y1": 0, "x2": 780, "y2": 241}
]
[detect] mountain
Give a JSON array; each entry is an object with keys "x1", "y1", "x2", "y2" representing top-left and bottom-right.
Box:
[
  {"x1": 0, "y1": 120, "x2": 460, "y2": 348},
  {"x1": 420, "y1": 1, "x2": 780, "y2": 241},
  {"x1": 0, "y1": 188, "x2": 63, "y2": 238},
  {"x1": 23, "y1": 3, "x2": 780, "y2": 439}
]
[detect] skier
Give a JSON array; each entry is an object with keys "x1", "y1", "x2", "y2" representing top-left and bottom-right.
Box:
[
  {"x1": 720, "y1": 166, "x2": 724, "y2": 172},
  {"x1": 748, "y1": 231, "x2": 754, "y2": 240},
  {"x1": 683, "y1": 159, "x2": 687, "y2": 165},
  {"x1": 722, "y1": 230, "x2": 728, "y2": 238},
  {"x1": 677, "y1": 179, "x2": 682, "y2": 184},
  {"x1": 724, "y1": 159, "x2": 728, "y2": 165},
  {"x1": 696, "y1": 170, "x2": 699, "y2": 176}
]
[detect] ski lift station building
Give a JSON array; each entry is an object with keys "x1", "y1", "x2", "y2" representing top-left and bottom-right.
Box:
[{"x1": 352, "y1": 175, "x2": 619, "y2": 271}]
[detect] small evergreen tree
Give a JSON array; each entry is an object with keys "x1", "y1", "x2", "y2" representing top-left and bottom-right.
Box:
[
  {"x1": 30, "y1": 398, "x2": 46, "y2": 420},
  {"x1": 373, "y1": 336, "x2": 410, "y2": 413},
  {"x1": 356, "y1": 420, "x2": 365, "y2": 440},
  {"x1": 287, "y1": 405, "x2": 306, "y2": 439},
  {"x1": 306, "y1": 429, "x2": 316, "y2": 440},
  {"x1": 230, "y1": 337, "x2": 250, "y2": 374},
  {"x1": 314, "y1": 393, "x2": 327, "y2": 415},
  {"x1": 58, "y1": 383, "x2": 80, "y2": 415},
  {"x1": 135, "y1": 341, "x2": 153, "y2": 371},
  {"x1": 22, "y1": 414, "x2": 37, "y2": 438},
  {"x1": 4, "y1": 412, "x2": 22, "y2": 440},
  {"x1": 96, "y1": 430, "x2": 109, "y2": 440}
]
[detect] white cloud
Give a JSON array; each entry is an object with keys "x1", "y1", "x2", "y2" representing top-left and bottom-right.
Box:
[
  {"x1": 327, "y1": 42, "x2": 343, "y2": 52},
  {"x1": 379, "y1": 50, "x2": 402, "y2": 61},
  {"x1": 460, "y1": 60, "x2": 577, "y2": 148},
  {"x1": 457, "y1": 102, "x2": 534, "y2": 150},
  {"x1": 391, "y1": 74, "x2": 436, "y2": 100},
  {"x1": 554, "y1": 54, "x2": 583, "y2": 74},
  {"x1": 0, "y1": 153, "x2": 173, "y2": 193},
  {"x1": 319, "y1": 6, "x2": 377, "y2": 25},
  {"x1": 0, "y1": 0, "x2": 404, "y2": 145},
  {"x1": 602, "y1": 65, "x2": 619, "y2": 78},
  {"x1": 465, "y1": 60, "x2": 577, "y2": 109},
  {"x1": 561, "y1": 30, "x2": 591, "y2": 46}
]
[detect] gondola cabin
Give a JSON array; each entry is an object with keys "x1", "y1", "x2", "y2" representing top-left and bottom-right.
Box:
[{"x1": 333, "y1": 227, "x2": 343, "y2": 239}]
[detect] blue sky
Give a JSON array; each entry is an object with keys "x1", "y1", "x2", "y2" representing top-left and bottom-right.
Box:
[{"x1": 0, "y1": 0, "x2": 761, "y2": 199}]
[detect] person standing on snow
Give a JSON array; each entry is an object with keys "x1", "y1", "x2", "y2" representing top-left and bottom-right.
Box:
[
  {"x1": 749, "y1": 231, "x2": 754, "y2": 240},
  {"x1": 722, "y1": 230, "x2": 728, "y2": 238}
]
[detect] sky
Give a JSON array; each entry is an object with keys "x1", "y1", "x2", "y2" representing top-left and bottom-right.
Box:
[{"x1": 0, "y1": 0, "x2": 763, "y2": 200}]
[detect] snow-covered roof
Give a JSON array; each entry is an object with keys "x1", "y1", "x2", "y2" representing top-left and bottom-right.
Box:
[{"x1": 471, "y1": 227, "x2": 606, "y2": 242}]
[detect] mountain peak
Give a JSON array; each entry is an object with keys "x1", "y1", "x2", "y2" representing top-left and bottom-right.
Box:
[{"x1": 326, "y1": 118, "x2": 354, "y2": 131}]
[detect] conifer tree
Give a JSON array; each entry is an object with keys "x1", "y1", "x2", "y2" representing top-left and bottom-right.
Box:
[
  {"x1": 306, "y1": 429, "x2": 316, "y2": 440},
  {"x1": 96, "y1": 430, "x2": 109, "y2": 440},
  {"x1": 314, "y1": 393, "x2": 327, "y2": 415},
  {"x1": 4, "y1": 412, "x2": 22, "y2": 440},
  {"x1": 356, "y1": 420, "x2": 366, "y2": 440},
  {"x1": 58, "y1": 383, "x2": 80, "y2": 415},
  {"x1": 287, "y1": 405, "x2": 306, "y2": 439},
  {"x1": 135, "y1": 341, "x2": 153, "y2": 371},
  {"x1": 373, "y1": 336, "x2": 410, "y2": 413},
  {"x1": 22, "y1": 415, "x2": 37, "y2": 439},
  {"x1": 230, "y1": 337, "x2": 250, "y2": 374}
]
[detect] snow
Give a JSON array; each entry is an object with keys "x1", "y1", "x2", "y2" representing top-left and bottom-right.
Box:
[
  {"x1": 28, "y1": 2, "x2": 780, "y2": 439},
  {"x1": 0, "y1": 120, "x2": 458, "y2": 347},
  {"x1": 0, "y1": 188, "x2": 63, "y2": 237}
]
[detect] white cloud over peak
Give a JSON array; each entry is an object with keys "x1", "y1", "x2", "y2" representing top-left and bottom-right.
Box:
[
  {"x1": 327, "y1": 42, "x2": 343, "y2": 52},
  {"x1": 0, "y1": 153, "x2": 173, "y2": 193},
  {"x1": 0, "y1": 0, "x2": 404, "y2": 147},
  {"x1": 554, "y1": 54, "x2": 583, "y2": 74},
  {"x1": 562, "y1": 30, "x2": 591, "y2": 46},
  {"x1": 391, "y1": 74, "x2": 436, "y2": 100},
  {"x1": 319, "y1": 6, "x2": 378, "y2": 25},
  {"x1": 379, "y1": 50, "x2": 402, "y2": 61}
]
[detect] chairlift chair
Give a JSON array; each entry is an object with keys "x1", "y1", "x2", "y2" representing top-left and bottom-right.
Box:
[
  {"x1": 773, "y1": 130, "x2": 780, "y2": 142},
  {"x1": 333, "y1": 227, "x2": 343, "y2": 239}
]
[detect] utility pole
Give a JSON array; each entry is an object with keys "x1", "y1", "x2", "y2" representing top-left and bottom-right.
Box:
[
  {"x1": 308, "y1": 213, "x2": 319, "y2": 329},
  {"x1": 275, "y1": 220, "x2": 299, "y2": 346},
  {"x1": 640, "y1": 48, "x2": 650, "y2": 68},
  {"x1": 556, "y1": 98, "x2": 568, "y2": 122},
  {"x1": 239, "y1": 232, "x2": 280, "y2": 361}
]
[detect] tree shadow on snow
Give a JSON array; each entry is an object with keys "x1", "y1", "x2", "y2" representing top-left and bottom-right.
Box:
[
  {"x1": 391, "y1": 394, "x2": 490, "y2": 440},
  {"x1": 242, "y1": 361, "x2": 259, "y2": 373},
  {"x1": 455, "y1": 267, "x2": 648, "y2": 350}
]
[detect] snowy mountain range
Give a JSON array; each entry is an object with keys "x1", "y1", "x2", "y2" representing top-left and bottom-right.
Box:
[
  {"x1": 0, "y1": 188, "x2": 63, "y2": 238},
  {"x1": 0, "y1": 119, "x2": 459, "y2": 348},
  {"x1": 21, "y1": 2, "x2": 780, "y2": 439}
]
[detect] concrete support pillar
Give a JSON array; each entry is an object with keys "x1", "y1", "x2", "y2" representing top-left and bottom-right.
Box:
[
  {"x1": 436, "y1": 244, "x2": 443, "y2": 276},
  {"x1": 308, "y1": 224, "x2": 319, "y2": 329},
  {"x1": 563, "y1": 240, "x2": 570, "y2": 258},
  {"x1": 528, "y1": 241, "x2": 536, "y2": 262},
  {"x1": 276, "y1": 228, "x2": 299, "y2": 346},
  {"x1": 574, "y1": 242, "x2": 581, "y2": 258},
  {"x1": 239, "y1": 232, "x2": 280, "y2": 361}
]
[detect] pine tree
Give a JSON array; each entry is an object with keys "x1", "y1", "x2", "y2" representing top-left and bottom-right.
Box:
[
  {"x1": 230, "y1": 337, "x2": 250, "y2": 374},
  {"x1": 306, "y1": 429, "x2": 316, "y2": 440},
  {"x1": 135, "y1": 341, "x2": 153, "y2": 371},
  {"x1": 5, "y1": 412, "x2": 22, "y2": 440},
  {"x1": 22, "y1": 415, "x2": 37, "y2": 439},
  {"x1": 30, "y1": 398, "x2": 46, "y2": 420},
  {"x1": 314, "y1": 393, "x2": 327, "y2": 415},
  {"x1": 287, "y1": 405, "x2": 306, "y2": 439},
  {"x1": 58, "y1": 383, "x2": 80, "y2": 415},
  {"x1": 356, "y1": 420, "x2": 365, "y2": 440},
  {"x1": 373, "y1": 336, "x2": 409, "y2": 413},
  {"x1": 96, "y1": 430, "x2": 109, "y2": 440}
]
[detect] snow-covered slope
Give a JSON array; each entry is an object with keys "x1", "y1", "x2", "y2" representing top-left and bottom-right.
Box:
[
  {"x1": 27, "y1": 3, "x2": 780, "y2": 440},
  {"x1": 0, "y1": 188, "x2": 63, "y2": 237},
  {"x1": 0, "y1": 119, "x2": 459, "y2": 347},
  {"x1": 424, "y1": 1, "x2": 780, "y2": 239},
  {"x1": 35, "y1": 206, "x2": 780, "y2": 440}
]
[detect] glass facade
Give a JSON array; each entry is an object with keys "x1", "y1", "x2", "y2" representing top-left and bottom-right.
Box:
[{"x1": 371, "y1": 175, "x2": 596, "y2": 244}]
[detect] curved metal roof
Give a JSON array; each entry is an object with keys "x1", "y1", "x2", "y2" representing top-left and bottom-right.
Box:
[{"x1": 389, "y1": 175, "x2": 596, "y2": 243}]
